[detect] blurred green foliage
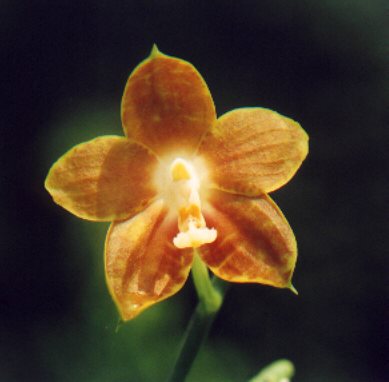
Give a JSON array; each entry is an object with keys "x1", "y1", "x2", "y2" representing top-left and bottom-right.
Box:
[{"x1": 249, "y1": 359, "x2": 294, "y2": 382}]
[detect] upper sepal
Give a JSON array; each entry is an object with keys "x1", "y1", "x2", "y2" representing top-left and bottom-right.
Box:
[{"x1": 121, "y1": 47, "x2": 216, "y2": 157}]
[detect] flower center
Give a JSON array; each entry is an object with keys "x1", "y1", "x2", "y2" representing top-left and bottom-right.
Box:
[{"x1": 169, "y1": 158, "x2": 217, "y2": 249}]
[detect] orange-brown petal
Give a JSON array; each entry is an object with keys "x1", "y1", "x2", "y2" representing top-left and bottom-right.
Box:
[
  {"x1": 198, "y1": 108, "x2": 308, "y2": 196},
  {"x1": 105, "y1": 199, "x2": 193, "y2": 320},
  {"x1": 121, "y1": 46, "x2": 216, "y2": 157},
  {"x1": 200, "y1": 190, "x2": 297, "y2": 288},
  {"x1": 45, "y1": 136, "x2": 158, "y2": 221}
]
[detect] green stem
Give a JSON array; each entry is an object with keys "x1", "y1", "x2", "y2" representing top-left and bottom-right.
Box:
[
  {"x1": 167, "y1": 252, "x2": 229, "y2": 382},
  {"x1": 191, "y1": 253, "x2": 223, "y2": 314}
]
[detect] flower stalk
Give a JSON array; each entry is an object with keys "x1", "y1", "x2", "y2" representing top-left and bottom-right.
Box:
[
  {"x1": 191, "y1": 251, "x2": 223, "y2": 314},
  {"x1": 168, "y1": 251, "x2": 228, "y2": 382}
]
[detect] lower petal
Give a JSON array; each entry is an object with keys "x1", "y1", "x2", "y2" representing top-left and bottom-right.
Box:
[
  {"x1": 105, "y1": 199, "x2": 193, "y2": 320},
  {"x1": 200, "y1": 190, "x2": 297, "y2": 288}
]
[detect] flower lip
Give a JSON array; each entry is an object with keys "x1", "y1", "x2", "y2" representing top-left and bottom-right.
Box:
[
  {"x1": 154, "y1": 156, "x2": 217, "y2": 249},
  {"x1": 173, "y1": 222, "x2": 217, "y2": 249}
]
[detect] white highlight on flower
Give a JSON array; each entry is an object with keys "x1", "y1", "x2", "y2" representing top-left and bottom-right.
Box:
[{"x1": 169, "y1": 158, "x2": 217, "y2": 249}]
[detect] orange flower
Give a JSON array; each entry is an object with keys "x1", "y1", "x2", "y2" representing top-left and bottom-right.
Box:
[{"x1": 45, "y1": 46, "x2": 308, "y2": 320}]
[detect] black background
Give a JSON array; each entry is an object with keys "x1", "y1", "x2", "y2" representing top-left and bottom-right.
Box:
[{"x1": 1, "y1": 1, "x2": 387, "y2": 381}]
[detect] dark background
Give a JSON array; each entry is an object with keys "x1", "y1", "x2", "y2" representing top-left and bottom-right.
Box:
[{"x1": 1, "y1": 1, "x2": 387, "y2": 381}]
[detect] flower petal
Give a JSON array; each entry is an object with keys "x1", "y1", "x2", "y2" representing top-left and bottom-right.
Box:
[
  {"x1": 200, "y1": 190, "x2": 297, "y2": 288},
  {"x1": 105, "y1": 199, "x2": 193, "y2": 320},
  {"x1": 45, "y1": 136, "x2": 158, "y2": 221},
  {"x1": 121, "y1": 46, "x2": 216, "y2": 157},
  {"x1": 198, "y1": 108, "x2": 308, "y2": 196}
]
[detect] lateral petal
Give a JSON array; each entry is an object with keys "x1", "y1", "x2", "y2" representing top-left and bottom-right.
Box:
[
  {"x1": 105, "y1": 200, "x2": 193, "y2": 320},
  {"x1": 200, "y1": 190, "x2": 297, "y2": 288},
  {"x1": 198, "y1": 108, "x2": 308, "y2": 196},
  {"x1": 45, "y1": 136, "x2": 158, "y2": 221},
  {"x1": 121, "y1": 47, "x2": 216, "y2": 157}
]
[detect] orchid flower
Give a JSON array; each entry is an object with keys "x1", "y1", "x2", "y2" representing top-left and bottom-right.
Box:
[{"x1": 45, "y1": 46, "x2": 308, "y2": 321}]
